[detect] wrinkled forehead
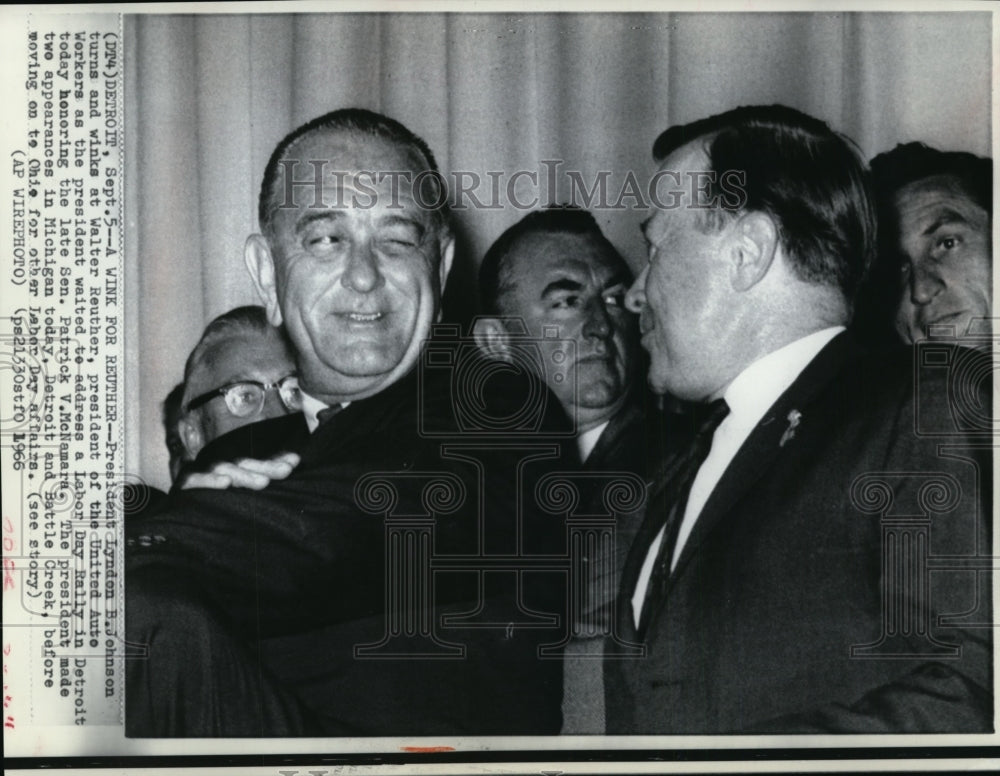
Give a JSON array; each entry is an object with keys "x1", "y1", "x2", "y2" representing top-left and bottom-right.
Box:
[
  {"x1": 186, "y1": 330, "x2": 294, "y2": 399},
  {"x1": 507, "y1": 230, "x2": 629, "y2": 287},
  {"x1": 268, "y1": 128, "x2": 441, "y2": 228},
  {"x1": 893, "y1": 174, "x2": 987, "y2": 223},
  {"x1": 657, "y1": 136, "x2": 713, "y2": 175},
  {"x1": 281, "y1": 128, "x2": 429, "y2": 178},
  {"x1": 645, "y1": 137, "x2": 716, "y2": 228}
]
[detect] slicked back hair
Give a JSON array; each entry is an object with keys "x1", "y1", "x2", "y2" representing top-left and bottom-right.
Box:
[
  {"x1": 479, "y1": 205, "x2": 629, "y2": 315},
  {"x1": 257, "y1": 107, "x2": 449, "y2": 239},
  {"x1": 652, "y1": 104, "x2": 875, "y2": 304}
]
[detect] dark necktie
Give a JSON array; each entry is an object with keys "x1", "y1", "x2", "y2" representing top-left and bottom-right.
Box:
[
  {"x1": 637, "y1": 397, "x2": 729, "y2": 636},
  {"x1": 316, "y1": 404, "x2": 343, "y2": 427}
]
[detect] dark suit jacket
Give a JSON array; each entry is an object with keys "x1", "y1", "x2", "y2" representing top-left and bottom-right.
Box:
[
  {"x1": 171, "y1": 411, "x2": 309, "y2": 490},
  {"x1": 585, "y1": 398, "x2": 648, "y2": 476},
  {"x1": 606, "y1": 334, "x2": 993, "y2": 733},
  {"x1": 578, "y1": 392, "x2": 675, "y2": 628},
  {"x1": 127, "y1": 363, "x2": 574, "y2": 736}
]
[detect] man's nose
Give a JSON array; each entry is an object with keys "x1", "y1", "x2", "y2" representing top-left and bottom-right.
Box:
[
  {"x1": 625, "y1": 267, "x2": 648, "y2": 314},
  {"x1": 582, "y1": 298, "x2": 612, "y2": 339},
  {"x1": 909, "y1": 263, "x2": 944, "y2": 306},
  {"x1": 262, "y1": 386, "x2": 289, "y2": 417},
  {"x1": 342, "y1": 242, "x2": 384, "y2": 293}
]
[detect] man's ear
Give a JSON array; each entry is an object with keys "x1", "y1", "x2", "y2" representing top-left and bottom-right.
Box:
[
  {"x1": 178, "y1": 414, "x2": 205, "y2": 460},
  {"x1": 245, "y1": 234, "x2": 283, "y2": 327},
  {"x1": 472, "y1": 317, "x2": 512, "y2": 362},
  {"x1": 730, "y1": 211, "x2": 779, "y2": 292}
]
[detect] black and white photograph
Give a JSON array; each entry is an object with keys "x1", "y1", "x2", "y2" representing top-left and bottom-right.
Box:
[{"x1": 1, "y1": 2, "x2": 997, "y2": 772}]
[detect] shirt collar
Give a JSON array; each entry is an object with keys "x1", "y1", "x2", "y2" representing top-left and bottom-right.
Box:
[
  {"x1": 722, "y1": 326, "x2": 844, "y2": 435},
  {"x1": 301, "y1": 390, "x2": 351, "y2": 433},
  {"x1": 577, "y1": 420, "x2": 610, "y2": 462}
]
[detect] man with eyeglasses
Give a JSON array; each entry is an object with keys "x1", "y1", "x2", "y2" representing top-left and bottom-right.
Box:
[{"x1": 171, "y1": 306, "x2": 302, "y2": 485}]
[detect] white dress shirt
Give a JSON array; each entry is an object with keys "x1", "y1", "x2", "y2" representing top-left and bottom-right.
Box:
[
  {"x1": 577, "y1": 420, "x2": 610, "y2": 463},
  {"x1": 631, "y1": 326, "x2": 844, "y2": 628},
  {"x1": 300, "y1": 391, "x2": 350, "y2": 433}
]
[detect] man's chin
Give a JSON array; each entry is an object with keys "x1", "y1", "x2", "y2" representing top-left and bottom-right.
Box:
[
  {"x1": 575, "y1": 384, "x2": 626, "y2": 412},
  {"x1": 646, "y1": 370, "x2": 679, "y2": 399},
  {"x1": 906, "y1": 313, "x2": 975, "y2": 343},
  {"x1": 298, "y1": 351, "x2": 397, "y2": 395},
  {"x1": 318, "y1": 343, "x2": 403, "y2": 376},
  {"x1": 919, "y1": 314, "x2": 994, "y2": 349}
]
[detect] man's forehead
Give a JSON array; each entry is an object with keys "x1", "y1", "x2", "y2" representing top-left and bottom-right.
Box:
[
  {"x1": 894, "y1": 174, "x2": 985, "y2": 221},
  {"x1": 281, "y1": 127, "x2": 427, "y2": 176},
  {"x1": 185, "y1": 331, "x2": 285, "y2": 401},
  {"x1": 658, "y1": 136, "x2": 711, "y2": 173},
  {"x1": 509, "y1": 231, "x2": 625, "y2": 281},
  {"x1": 202, "y1": 331, "x2": 289, "y2": 374},
  {"x1": 647, "y1": 136, "x2": 715, "y2": 223},
  {"x1": 271, "y1": 128, "x2": 438, "y2": 230}
]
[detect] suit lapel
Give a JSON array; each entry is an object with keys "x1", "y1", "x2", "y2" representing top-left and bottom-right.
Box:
[
  {"x1": 585, "y1": 389, "x2": 656, "y2": 472},
  {"x1": 615, "y1": 422, "x2": 694, "y2": 640},
  {"x1": 585, "y1": 403, "x2": 631, "y2": 470},
  {"x1": 667, "y1": 332, "x2": 857, "y2": 586},
  {"x1": 294, "y1": 373, "x2": 416, "y2": 468}
]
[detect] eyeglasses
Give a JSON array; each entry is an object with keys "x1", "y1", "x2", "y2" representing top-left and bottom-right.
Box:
[{"x1": 184, "y1": 374, "x2": 303, "y2": 418}]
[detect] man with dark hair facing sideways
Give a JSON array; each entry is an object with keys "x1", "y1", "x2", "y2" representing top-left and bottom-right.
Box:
[
  {"x1": 861, "y1": 142, "x2": 992, "y2": 347},
  {"x1": 475, "y1": 206, "x2": 639, "y2": 467},
  {"x1": 606, "y1": 105, "x2": 991, "y2": 733},
  {"x1": 126, "y1": 109, "x2": 569, "y2": 737},
  {"x1": 474, "y1": 206, "x2": 652, "y2": 732}
]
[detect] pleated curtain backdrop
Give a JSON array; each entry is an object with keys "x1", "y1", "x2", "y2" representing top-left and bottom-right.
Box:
[{"x1": 123, "y1": 11, "x2": 992, "y2": 490}]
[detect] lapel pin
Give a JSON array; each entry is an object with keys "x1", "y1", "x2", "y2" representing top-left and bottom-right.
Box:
[{"x1": 779, "y1": 409, "x2": 802, "y2": 448}]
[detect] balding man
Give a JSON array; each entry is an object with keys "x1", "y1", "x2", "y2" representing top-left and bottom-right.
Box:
[{"x1": 126, "y1": 109, "x2": 570, "y2": 737}]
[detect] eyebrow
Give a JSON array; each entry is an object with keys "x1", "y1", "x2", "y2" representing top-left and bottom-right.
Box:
[
  {"x1": 602, "y1": 271, "x2": 631, "y2": 290},
  {"x1": 921, "y1": 209, "x2": 969, "y2": 236},
  {"x1": 379, "y1": 213, "x2": 426, "y2": 241},
  {"x1": 292, "y1": 210, "x2": 428, "y2": 241},
  {"x1": 209, "y1": 368, "x2": 297, "y2": 393},
  {"x1": 294, "y1": 210, "x2": 344, "y2": 236},
  {"x1": 541, "y1": 277, "x2": 585, "y2": 298}
]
